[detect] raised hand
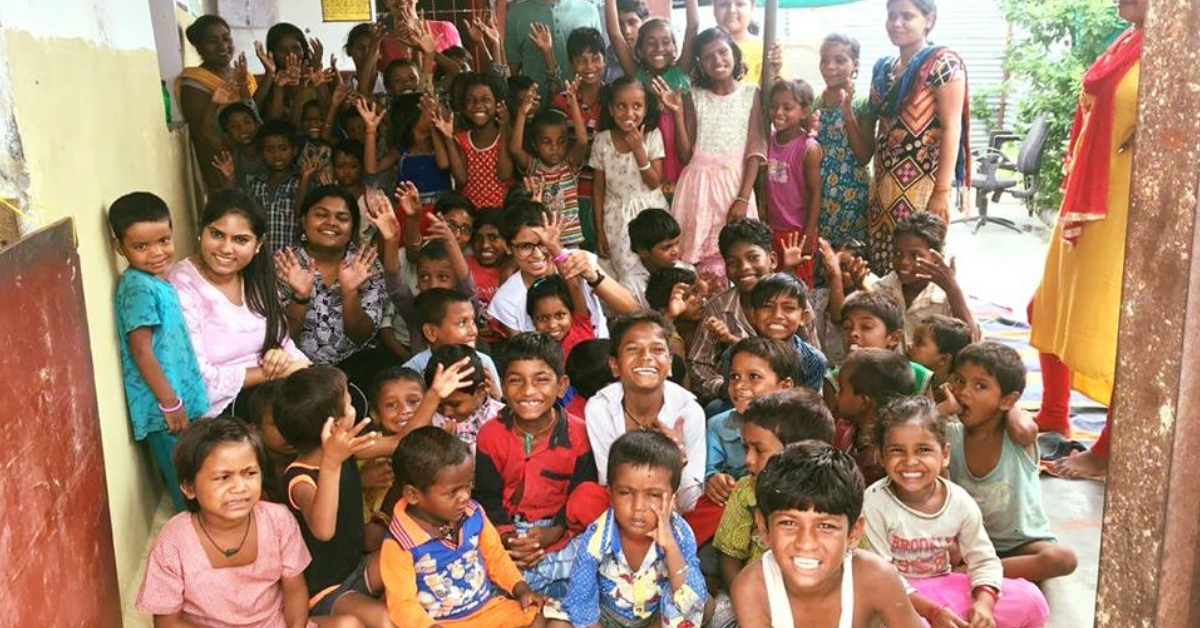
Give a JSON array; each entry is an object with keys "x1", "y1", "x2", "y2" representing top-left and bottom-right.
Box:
[
  {"x1": 320, "y1": 415, "x2": 376, "y2": 465},
  {"x1": 233, "y1": 53, "x2": 251, "y2": 96},
  {"x1": 846, "y1": 254, "x2": 870, "y2": 290},
  {"x1": 767, "y1": 42, "x2": 783, "y2": 76},
  {"x1": 528, "y1": 23, "x2": 553, "y2": 55},
  {"x1": 665, "y1": 282, "x2": 692, "y2": 321},
  {"x1": 523, "y1": 175, "x2": 546, "y2": 204},
  {"x1": 530, "y1": 207, "x2": 563, "y2": 251},
  {"x1": 254, "y1": 40, "x2": 276, "y2": 74},
  {"x1": 274, "y1": 247, "x2": 317, "y2": 299},
  {"x1": 212, "y1": 81, "x2": 240, "y2": 106},
  {"x1": 429, "y1": 104, "x2": 455, "y2": 137},
  {"x1": 364, "y1": 190, "x2": 401, "y2": 242},
  {"x1": 914, "y1": 250, "x2": 957, "y2": 290},
  {"x1": 354, "y1": 98, "x2": 387, "y2": 130},
  {"x1": 651, "y1": 76, "x2": 683, "y2": 113},
  {"x1": 413, "y1": 18, "x2": 440, "y2": 55},
  {"x1": 299, "y1": 154, "x2": 322, "y2": 180},
  {"x1": 779, "y1": 231, "x2": 811, "y2": 270},
  {"x1": 429, "y1": 357, "x2": 478, "y2": 399},
  {"x1": 338, "y1": 245, "x2": 380, "y2": 293},
  {"x1": 816, "y1": 237, "x2": 839, "y2": 277},
  {"x1": 309, "y1": 38, "x2": 325, "y2": 69},
  {"x1": 211, "y1": 151, "x2": 235, "y2": 182},
  {"x1": 426, "y1": 212, "x2": 457, "y2": 243},
  {"x1": 394, "y1": 181, "x2": 422, "y2": 217},
  {"x1": 704, "y1": 316, "x2": 739, "y2": 346}
]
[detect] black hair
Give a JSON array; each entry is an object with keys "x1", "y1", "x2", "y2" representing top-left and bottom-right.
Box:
[
  {"x1": 820, "y1": 32, "x2": 862, "y2": 66},
  {"x1": 332, "y1": 139, "x2": 366, "y2": 166},
  {"x1": 841, "y1": 348, "x2": 915, "y2": 407},
  {"x1": 918, "y1": 315, "x2": 972, "y2": 361},
  {"x1": 245, "y1": 380, "x2": 283, "y2": 428},
  {"x1": 633, "y1": 18, "x2": 676, "y2": 64},
  {"x1": 527, "y1": 108, "x2": 570, "y2": 152},
  {"x1": 566, "y1": 339, "x2": 615, "y2": 398},
  {"x1": 108, "y1": 191, "x2": 171, "y2": 240},
  {"x1": 617, "y1": 0, "x2": 650, "y2": 20},
  {"x1": 729, "y1": 336, "x2": 801, "y2": 386},
  {"x1": 413, "y1": 287, "x2": 472, "y2": 327},
  {"x1": 344, "y1": 23, "x2": 372, "y2": 53},
  {"x1": 266, "y1": 22, "x2": 311, "y2": 62},
  {"x1": 298, "y1": 184, "x2": 362, "y2": 246},
  {"x1": 423, "y1": 344, "x2": 486, "y2": 392},
  {"x1": 756, "y1": 440, "x2": 865, "y2": 524},
  {"x1": 599, "y1": 76, "x2": 660, "y2": 133},
  {"x1": 272, "y1": 365, "x2": 349, "y2": 451},
  {"x1": 876, "y1": 395, "x2": 946, "y2": 450},
  {"x1": 718, "y1": 217, "x2": 772, "y2": 259},
  {"x1": 200, "y1": 189, "x2": 288, "y2": 353},
  {"x1": 567, "y1": 27, "x2": 606, "y2": 59},
  {"x1": 608, "y1": 311, "x2": 674, "y2": 358},
  {"x1": 500, "y1": 199, "x2": 548, "y2": 243},
  {"x1": 628, "y1": 208, "x2": 680, "y2": 253},
  {"x1": 392, "y1": 426, "x2": 472, "y2": 491},
  {"x1": 384, "y1": 58, "x2": 420, "y2": 84},
  {"x1": 506, "y1": 75, "x2": 538, "y2": 122},
  {"x1": 502, "y1": 332, "x2": 566, "y2": 378},
  {"x1": 369, "y1": 366, "x2": 425, "y2": 409},
  {"x1": 184, "y1": 15, "x2": 230, "y2": 49},
  {"x1": 174, "y1": 415, "x2": 269, "y2": 513},
  {"x1": 955, "y1": 341, "x2": 1027, "y2": 397},
  {"x1": 769, "y1": 78, "x2": 815, "y2": 110},
  {"x1": 472, "y1": 206, "x2": 504, "y2": 235},
  {"x1": 301, "y1": 99, "x2": 323, "y2": 118},
  {"x1": 527, "y1": 275, "x2": 575, "y2": 317},
  {"x1": 645, "y1": 267, "x2": 697, "y2": 311},
  {"x1": 743, "y1": 388, "x2": 836, "y2": 445},
  {"x1": 842, "y1": 291, "x2": 904, "y2": 334},
  {"x1": 255, "y1": 118, "x2": 298, "y2": 149},
  {"x1": 418, "y1": 239, "x2": 452, "y2": 265},
  {"x1": 692, "y1": 28, "x2": 747, "y2": 88},
  {"x1": 751, "y1": 272, "x2": 810, "y2": 309},
  {"x1": 888, "y1": 0, "x2": 938, "y2": 34},
  {"x1": 894, "y1": 212, "x2": 947, "y2": 252},
  {"x1": 835, "y1": 237, "x2": 869, "y2": 260},
  {"x1": 434, "y1": 192, "x2": 476, "y2": 217},
  {"x1": 456, "y1": 72, "x2": 506, "y2": 119},
  {"x1": 607, "y1": 430, "x2": 683, "y2": 491},
  {"x1": 389, "y1": 91, "x2": 426, "y2": 147},
  {"x1": 218, "y1": 102, "x2": 257, "y2": 132}
]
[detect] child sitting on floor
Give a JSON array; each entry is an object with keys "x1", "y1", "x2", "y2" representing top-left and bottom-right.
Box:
[
  {"x1": 863, "y1": 396, "x2": 1050, "y2": 628},
  {"x1": 734, "y1": 272, "x2": 827, "y2": 392},
  {"x1": 944, "y1": 342, "x2": 1078, "y2": 583},
  {"x1": 563, "y1": 338, "x2": 614, "y2": 417},
  {"x1": 837, "y1": 290, "x2": 933, "y2": 393},
  {"x1": 812, "y1": 236, "x2": 877, "y2": 366},
  {"x1": 403, "y1": 288, "x2": 501, "y2": 392},
  {"x1": 273, "y1": 365, "x2": 390, "y2": 626},
  {"x1": 646, "y1": 266, "x2": 705, "y2": 375},
  {"x1": 713, "y1": 389, "x2": 836, "y2": 590},
  {"x1": 411, "y1": 344, "x2": 506, "y2": 452},
  {"x1": 136, "y1": 417, "x2": 318, "y2": 628},
  {"x1": 381, "y1": 427, "x2": 543, "y2": 628},
  {"x1": 245, "y1": 381, "x2": 293, "y2": 504},
  {"x1": 623, "y1": 208, "x2": 694, "y2": 309},
  {"x1": 730, "y1": 441, "x2": 924, "y2": 628},
  {"x1": 474, "y1": 333, "x2": 604, "y2": 597},
  {"x1": 832, "y1": 348, "x2": 916, "y2": 485},
  {"x1": 907, "y1": 314, "x2": 972, "y2": 395},
  {"x1": 548, "y1": 431, "x2": 712, "y2": 628},
  {"x1": 361, "y1": 366, "x2": 425, "y2": 523},
  {"x1": 468, "y1": 207, "x2": 511, "y2": 347}
]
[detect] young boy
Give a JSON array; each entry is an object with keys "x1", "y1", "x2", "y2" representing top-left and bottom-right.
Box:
[
  {"x1": 623, "y1": 208, "x2": 694, "y2": 309},
  {"x1": 839, "y1": 290, "x2": 933, "y2": 393},
  {"x1": 704, "y1": 337, "x2": 798, "y2": 507},
  {"x1": 646, "y1": 266, "x2": 704, "y2": 371},
  {"x1": 730, "y1": 441, "x2": 924, "y2": 628},
  {"x1": 272, "y1": 365, "x2": 390, "y2": 626},
  {"x1": 403, "y1": 288, "x2": 502, "y2": 389},
  {"x1": 739, "y1": 272, "x2": 827, "y2": 392},
  {"x1": 871, "y1": 213, "x2": 979, "y2": 344},
  {"x1": 361, "y1": 366, "x2": 425, "y2": 522},
  {"x1": 474, "y1": 332, "x2": 603, "y2": 596},
  {"x1": 833, "y1": 348, "x2": 917, "y2": 485},
  {"x1": 552, "y1": 27, "x2": 608, "y2": 250},
  {"x1": 944, "y1": 342, "x2": 1078, "y2": 582},
  {"x1": 248, "y1": 119, "x2": 302, "y2": 253},
  {"x1": 603, "y1": 0, "x2": 648, "y2": 83},
  {"x1": 216, "y1": 102, "x2": 266, "y2": 190},
  {"x1": 110, "y1": 192, "x2": 209, "y2": 512},
  {"x1": 468, "y1": 206, "x2": 510, "y2": 344},
  {"x1": 548, "y1": 431, "x2": 711, "y2": 628},
  {"x1": 713, "y1": 389, "x2": 835, "y2": 590},
  {"x1": 245, "y1": 380, "x2": 293, "y2": 504},
  {"x1": 907, "y1": 314, "x2": 972, "y2": 393},
  {"x1": 687, "y1": 218, "x2": 777, "y2": 403},
  {"x1": 563, "y1": 338, "x2": 613, "y2": 418},
  {"x1": 381, "y1": 426, "x2": 542, "y2": 628},
  {"x1": 412, "y1": 344, "x2": 506, "y2": 452}
]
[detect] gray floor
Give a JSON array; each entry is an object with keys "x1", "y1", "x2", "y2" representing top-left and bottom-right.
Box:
[{"x1": 947, "y1": 197, "x2": 1104, "y2": 628}]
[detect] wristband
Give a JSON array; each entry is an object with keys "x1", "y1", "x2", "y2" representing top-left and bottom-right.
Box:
[
  {"x1": 638, "y1": 161, "x2": 651, "y2": 171},
  {"x1": 672, "y1": 564, "x2": 688, "y2": 577},
  {"x1": 735, "y1": 196, "x2": 750, "y2": 204},
  {"x1": 586, "y1": 269, "x2": 606, "y2": 288},
  {"x1": 158, "y1": 398, "x2": 183, "y2": 413},
  {"x1": 552, "y1": 250, "x2": 572, "y2": 264}
]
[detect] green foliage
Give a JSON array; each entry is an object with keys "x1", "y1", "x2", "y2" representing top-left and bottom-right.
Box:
[{"x1": 997, "y1": 0, "x2": 1123, "y2": 210}]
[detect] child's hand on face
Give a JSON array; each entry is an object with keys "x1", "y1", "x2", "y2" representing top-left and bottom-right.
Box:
[
  {"x1": 360, "y1": 458, "x2": 396, "y2": 489},
  {"x1": 321, "y1": 415, "x2": 376, "y2": 465},
  {"x1": 338, "y1": 245, "x2": 381, "y2": 293},
  {"x1": 648, "y1": 491, "x2": 678, "y2": 548},
  {"x1": 914, "y1": 250, "x2": 958, "y2": 291},
  {"x1": 274, "y1": 247, "x2": 317, "y2": 300},
  {"x1": 779, "y1": 232, "x2": 811, "y2": 270},
  {"x1": 704, "y1": 473, "x2": 737, "y2": 505},
  {"x1": 665, "y1": 282, "x2": 691, "y2": 321},
  {"x1": 394, "y1": 181, "x2": 422, "y2": 218},
  {"x1": 530, "y1": 208, "x2": 563, "y2": 255},
  {"x1": 937, "y1": 383, "x2": 963, "y2": 417},
  {"x1": 651, "y1": 77, "x2": 683, "y2": 113},
  {"x1": 429, "y1": 358, "x2": 477, "y2": 399}
]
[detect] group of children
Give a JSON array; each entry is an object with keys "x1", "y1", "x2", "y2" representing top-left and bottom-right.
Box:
[{"x1": 115, "y1": 0, "x2": 1079, "y2": 626}]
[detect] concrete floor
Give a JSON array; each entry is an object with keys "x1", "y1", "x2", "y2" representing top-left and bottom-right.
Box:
[{"x1": 947, "y1": 196, "x2": 1104, "y2": 628}]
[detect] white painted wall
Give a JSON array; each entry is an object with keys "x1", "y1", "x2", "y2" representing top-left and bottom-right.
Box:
[
  {"x1": 217, "y1": 0, "x2": 376, "y2": 73},
  {"x1": 0, "y1": 0, "x2": 159, "y2": 50}
]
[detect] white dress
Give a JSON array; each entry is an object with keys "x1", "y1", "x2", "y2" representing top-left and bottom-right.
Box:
[{"x1": 589, "y1": 128, "x2": 668, "y2": 280}]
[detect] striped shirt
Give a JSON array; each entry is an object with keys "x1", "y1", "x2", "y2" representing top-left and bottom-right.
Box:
[{"x1": 532, "y1": 159, "x2": 583, "y2": 247}]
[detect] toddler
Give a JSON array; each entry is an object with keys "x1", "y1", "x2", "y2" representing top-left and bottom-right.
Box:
[
  {"x1": 833, "y1": 347, "x2": 916, "y2": 485},
  {"x1": 907, "y1": 314, "x2": 972, "y2": 394}
]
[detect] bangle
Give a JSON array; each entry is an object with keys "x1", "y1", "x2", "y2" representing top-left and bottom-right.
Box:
[
  {"x1": 672, "y1": 564, "x2": 688, "y2": 577},
  {"x1": 158, "y1": 398, "x2": 183, "y2": 413},
  {"x1": 552, "y1": 249, "x2": 572, "y2": 264},
  {"x1": 973, "y1": 585, "x2": 1001, "y2": 602},
  {"x1": 934, "y1": 186, "x2": 953, "y2": 192},
  {"x1": 735, "y1": 196, "x2": 750, "y2": 204},
  {"x1": 638, "y1": 161, "x2": 651, "y2": 171},
  {"x1": 586, "y1": 268, "x2": 606, "y2": 288},
  {"x1": 292, "y1": 294, "x2": 312, "y2": 305}
]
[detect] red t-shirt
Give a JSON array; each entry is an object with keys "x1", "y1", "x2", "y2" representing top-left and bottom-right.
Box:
[{"x1": 560, "y1": 309, "x2": 596, "y2": 359}]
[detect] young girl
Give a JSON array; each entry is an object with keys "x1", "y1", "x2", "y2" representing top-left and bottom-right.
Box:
[
  {"x1": 815, "y1": 33, "x2": 871, "y2": 257},
  {"x1": 661, "y1": 28, "x2": 766, "y2": 280},
  {"x1": 436, "y1": 72, "x2": 514, "y2": 209},
  {"x1": 712, "y1": 0, "x2": 781, "y2": 84},
  {"x1": 362, "y1": 366, "x2": 425, "y2": 523},
  {"x1": 528, "y1": 275, "x2": 596, "y2": 359},
  {"x1": 358, "y1": 92, "x2": 452, "y2": 211},
  {"x1": 589, "y1": 77, "x2": 667, "y2": 280},
  {"x1": 136, "y1": 417, "x2": 316, "y2": 628},
  {"x1": 864, "y1": 396, "x2": 1050, "y2": 628},
  {"x1": 606, "y1": 0, "x2": 699, "y2": 195},
  {"x1": 511, "y1": 84, "x2": 590, "y2": 249},
  {"x1": 766, "y1": 79, "x2": 823, "y2": 284}
]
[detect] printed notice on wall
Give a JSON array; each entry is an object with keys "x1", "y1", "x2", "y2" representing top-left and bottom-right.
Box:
[{"x1": 321, "y1": 0, "x2": 373, "y2": 22}]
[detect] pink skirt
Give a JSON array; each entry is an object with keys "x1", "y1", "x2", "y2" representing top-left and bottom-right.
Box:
[
  {"x1": 671, "y1": 151, "x2": 757, "y2": 273},
  {"x1": 909, "y1": 572, "x2": 1049, "y2": 628}
]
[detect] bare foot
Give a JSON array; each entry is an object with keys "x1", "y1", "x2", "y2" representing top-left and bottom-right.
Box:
[{"x1": 1048, "y1": 449, "x2": 1107, "y2": 481}]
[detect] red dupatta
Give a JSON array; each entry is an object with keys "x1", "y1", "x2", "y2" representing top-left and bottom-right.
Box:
[{"x1": 1059, "y1": 27, "x2": 1143, "y2": 244}]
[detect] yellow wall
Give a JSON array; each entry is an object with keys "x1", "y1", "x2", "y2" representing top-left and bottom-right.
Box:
[{"x1": 4, "y1": 31, "x2": 198, "y2": 605}]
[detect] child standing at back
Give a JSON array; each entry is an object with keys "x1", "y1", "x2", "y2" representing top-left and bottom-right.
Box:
[
  {"x1": 110, "y1": 192, "x2": 209, "y2": 512},
  {"x1": 273, "y1": 365, "x2": 392, "y2": 627},
  {"x1": 435, "y1": 72, "x2": 514, "y2": 209},
  {"x1": 944, "y1": 342, "x2": 1078, "y2": 583},
  {"x1": 814, "y1": 33, "x2": 871, "y2": 251},
  {"x1": 660, "y1": 28, "x2": 767, "y2": 279},
  {"x1": 765, "y1": 79, "x2": 823, "y2": 284},
  {"x1": 510, "y1": 97, "x2": 590, "y2": 250},
  {"x1": 864, "y1": 396, "x2": 1050, "y2": 628},
  {"x1": 731, "y1": 441, "x2": 924, "y2": 628},
  {"x1": 248, "y1": 119, "x2": 303, "y2": 253}
]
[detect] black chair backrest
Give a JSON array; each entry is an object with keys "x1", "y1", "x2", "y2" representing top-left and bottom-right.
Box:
[{"x1": 1016, "y1": 113, "x2": 1051, "y2": 175}]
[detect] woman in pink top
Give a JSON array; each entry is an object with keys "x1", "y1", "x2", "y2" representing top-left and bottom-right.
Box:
[
  {"x1": 170, "y1": 190, "x2": 309, "y2": 418},
  {"x1": 136, "y1": 417, "x2": 316, "y2": 628}
]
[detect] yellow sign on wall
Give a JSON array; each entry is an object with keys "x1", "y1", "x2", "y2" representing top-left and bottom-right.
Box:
[{"x1": 321, "y1": 0, "x2": 372, "y2": 22}]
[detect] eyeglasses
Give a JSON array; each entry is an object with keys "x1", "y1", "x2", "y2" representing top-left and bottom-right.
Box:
[
  {"x1": 444, "y1": 221, "x2": 472, "y2": 236},
  {"x1": 512, "y1": 242, "x2": 548, "y2": 258}
]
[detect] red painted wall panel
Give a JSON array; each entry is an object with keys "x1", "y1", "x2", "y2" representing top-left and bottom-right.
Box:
[{"x1": 0, "y1": 220, "x2": 122, "y2": 626}]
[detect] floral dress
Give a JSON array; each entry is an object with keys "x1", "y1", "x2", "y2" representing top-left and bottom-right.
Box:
[
  {"x1": 589, "y1": 128, "x2": 668, "y2": 280},
  {"x1": 815, "y1": 97, "x2": 870, "y2": 250}
]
